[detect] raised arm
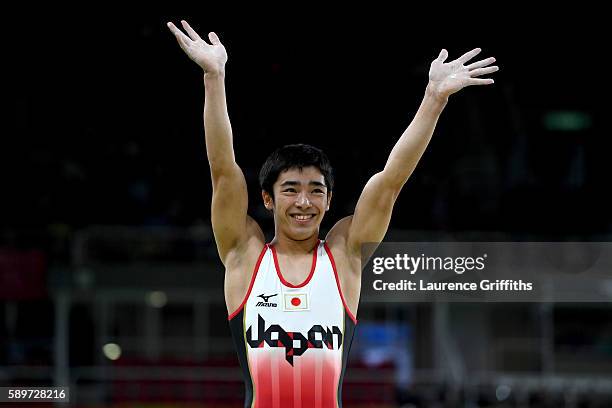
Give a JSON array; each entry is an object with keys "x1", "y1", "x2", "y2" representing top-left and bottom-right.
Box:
[
  {"x1": 342, "y1": 48, "x2": 498, "y2": 254},
  {"x1": 167, "y1": 20, "x2": 263, "y2": 262}
]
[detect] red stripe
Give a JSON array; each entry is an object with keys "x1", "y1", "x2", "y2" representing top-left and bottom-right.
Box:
[
  {"x1": 300, "y1": 357, "x2": 316, "y2": 407},
  {"x1": 323, "y1": 355, "x2": 340, "y2": 407},
  {"x1": 293, "y1": 357, "x2": 302, "y2": 408},
  {"x1": 315, "y1": 355, "x2": 322, "y2": 408},
  {"x1": 228, "y1": 244, "x2": 268, "y2": 320},
  {"x1": 271, "y1": 239, "x2": 319, "y2": 288},
  {"x1": 255, "y1": 353, "x2": 273, "y2": 408},
  {"x1": 324, "y1": 243, "x2": 358, "y2": 324},
  {"x1": 254, "y1": 353, "x2": 340, "y2": 407},
  {"x1": 272, "y1": 353, "x2": 280, "y2": 408},
  {"x1": 277, "y1": 355, "x2": 295, "y2": 406}
]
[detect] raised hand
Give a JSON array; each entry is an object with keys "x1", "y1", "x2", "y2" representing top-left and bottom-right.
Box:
[
  {"x1": 167, "y1": 20, "x2": 228, "y2": 75},
  {"x1": 428, "y1": 48, "x2": 498, "y2": 99}
]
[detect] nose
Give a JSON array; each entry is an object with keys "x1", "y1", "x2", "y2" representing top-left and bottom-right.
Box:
[{"x1": 295, "y1": 192, "x2": 311, "y2": 208}]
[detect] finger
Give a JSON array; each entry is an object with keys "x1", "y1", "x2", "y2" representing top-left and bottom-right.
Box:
[
  {"x1": 467, "y1": 77, "x2": 494, "y2": 86},
  {"x1": 181, "y1": 20, "x2": 203, "y2": 42},
  {"x1": 167, "y1": 22, "x2": 192, "y2": 47},
  {"x1": 436, "y1": 49, "x2": 448, "y2": 62},
  {"x1": 466, "y1": 57, "x2": 496, "y2": 71},
  {"x1": 470, "y1": 66, "x2": 499, "y2": 77},
  {"x1": 457, "y1": 48, "x2": 482, "y2": 64},
  {"x1": 208, "y1": 32, "x2": 221, "y2": 45}
]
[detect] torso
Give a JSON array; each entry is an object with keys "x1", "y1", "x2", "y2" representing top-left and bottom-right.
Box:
[{"x1": 226, "y1": 239, "x2": 357, "y2": 407}]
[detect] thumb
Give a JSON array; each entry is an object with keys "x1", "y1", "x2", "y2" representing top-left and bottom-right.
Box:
[
  {"x1": 437, "y1": 49, "x2": 448, "y2": 62},
  {"x1": 208, "y1": 32, "x2": 221, "y2": 45}
]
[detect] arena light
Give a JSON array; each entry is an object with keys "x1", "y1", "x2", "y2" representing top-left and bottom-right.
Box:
[
  {"x1": 543, "y1": 111, "x2": 592, "y2": 131},
  {"x1": 102, "y1": 343, "x2": 122, "y2": 361},
  {"x1": 147, "y1": 290, "x2": 168, "y2": 308},
  {"x1": 495, "y1": 384, "x2": 512, "y2": 401}
]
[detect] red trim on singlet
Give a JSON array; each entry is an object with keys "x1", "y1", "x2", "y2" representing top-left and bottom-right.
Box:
[
  {"x1": 228, "y1": 244, "x2": 268, "y2": 321},
  {"x1": 270, "y1": 239, "x2": 319, "y2": 288},
  {"x1": 324, "y1": 242, "x2": 358, "y2": 325}
]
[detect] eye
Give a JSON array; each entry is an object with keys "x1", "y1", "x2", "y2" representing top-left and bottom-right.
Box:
[
  {"x1": 283, "y1": 188, "x2": 297, "y2": 193},
  {"x1": 312, "y1": 189, "x2": 325, "y2": 194}
]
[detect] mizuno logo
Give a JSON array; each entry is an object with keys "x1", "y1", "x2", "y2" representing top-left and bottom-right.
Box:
[
  {"x1": 255, "y1": 293, "x2": 278, "y2": 308},
  {"x1": 258, "y1": 293, "x2": 278, "y2": 303}
]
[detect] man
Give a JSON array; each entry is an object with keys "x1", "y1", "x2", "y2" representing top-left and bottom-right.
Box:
[{"x1": 167, "y1": 20, "x2": 497, "y2": 408}]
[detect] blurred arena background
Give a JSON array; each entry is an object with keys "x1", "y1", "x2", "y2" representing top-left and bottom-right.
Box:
[{"x1": 2, "y1": 8, "x2": 611, "y2": 408}]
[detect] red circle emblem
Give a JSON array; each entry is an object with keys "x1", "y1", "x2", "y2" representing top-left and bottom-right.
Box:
[{"x1": 291, "y1": 297, "x2": 301, "y2": 306}]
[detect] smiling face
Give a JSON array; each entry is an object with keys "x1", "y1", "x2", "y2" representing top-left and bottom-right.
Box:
[{"x1": 262, "y1": 166, "x2": 332, "y2": 241}]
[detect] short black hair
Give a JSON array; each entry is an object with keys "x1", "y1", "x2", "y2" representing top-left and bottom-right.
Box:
[{"x1": 259, "y1": 144, "x2": 334, "y2": 199}]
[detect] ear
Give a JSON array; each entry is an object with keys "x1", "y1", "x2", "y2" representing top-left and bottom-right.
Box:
[
  {"x1": 262, "y1": 190, "x2": 274, "y2": 211},
  {"x1": 326, "y1": 191, "x2": 332, "y2": 211}
]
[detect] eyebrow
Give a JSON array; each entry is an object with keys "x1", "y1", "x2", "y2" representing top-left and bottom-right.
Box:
[{"x1": 280, "y1": 180, "x2": 326, "y2": 188}]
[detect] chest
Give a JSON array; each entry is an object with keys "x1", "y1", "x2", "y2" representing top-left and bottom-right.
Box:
[
  {"x1": 245, "y1": 248, "x2": 343, "y2": 326},
  {"x1": 274, "y1": 253, "x2": 315, "y2": 286}
]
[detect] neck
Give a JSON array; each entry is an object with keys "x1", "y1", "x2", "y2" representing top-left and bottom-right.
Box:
[{"x1": 270, "y1": 232, "x2": 319, "y2": 254}]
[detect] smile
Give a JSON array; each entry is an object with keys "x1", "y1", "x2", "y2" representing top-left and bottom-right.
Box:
[{"x1": 290, "y1": 214, "x2": 315, "y2": 221}]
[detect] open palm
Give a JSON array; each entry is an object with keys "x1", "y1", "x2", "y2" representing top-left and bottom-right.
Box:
[
  {"x1": 428, "y1": 48, "x2": 498, "y2": 98},
  {"x1": 167, "y1": 20, "x2": 227, "y2": 75}
]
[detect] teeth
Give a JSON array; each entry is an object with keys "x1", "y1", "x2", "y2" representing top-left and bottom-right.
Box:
[{"x1": 293, "y1": 215, "x2": 313, "y2": 220}]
